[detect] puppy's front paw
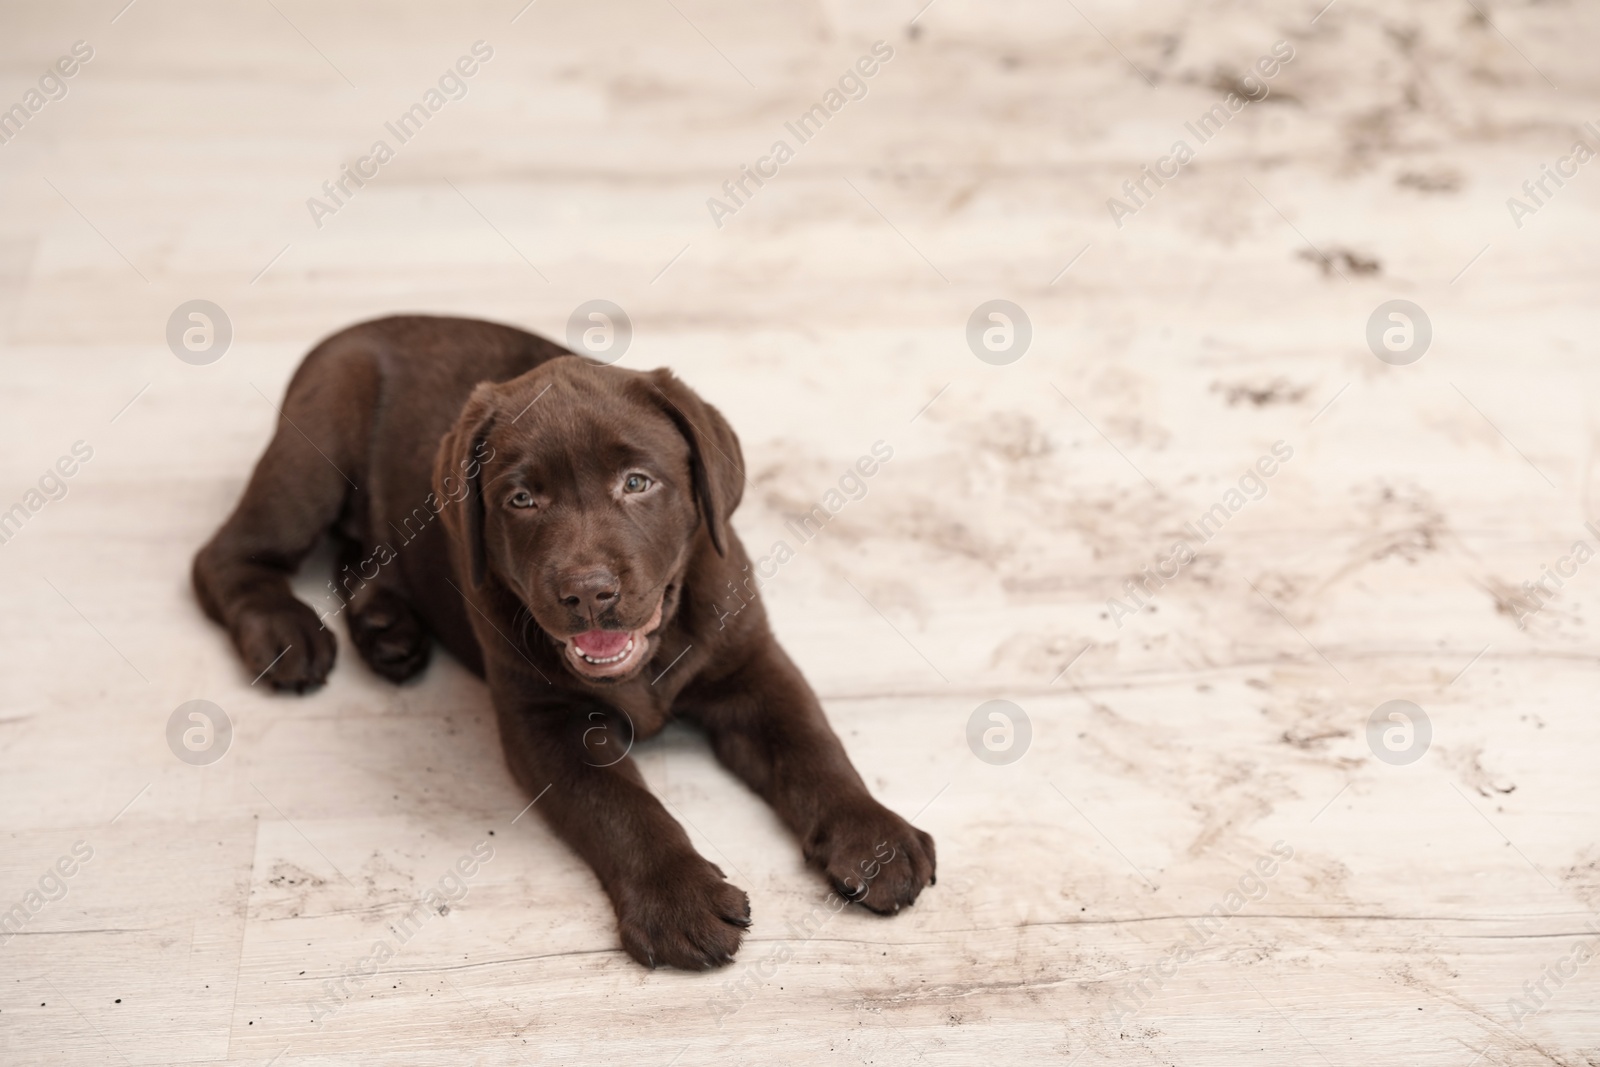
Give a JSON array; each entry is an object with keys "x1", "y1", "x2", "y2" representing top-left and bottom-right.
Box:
[
  {"x1": 232, "y1": 599, "x2": 336, "y2": 693},
  {"x1": 809, "y1": 803, "x2": 936, "y2": 915},
  {"x1": 615, "y1": 855, "x2": 751, "y2": 971}
]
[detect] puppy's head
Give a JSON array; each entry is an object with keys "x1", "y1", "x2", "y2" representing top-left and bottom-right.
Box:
[{"x1": 435, "y1": 358, "x2": 743, "y2": 683}]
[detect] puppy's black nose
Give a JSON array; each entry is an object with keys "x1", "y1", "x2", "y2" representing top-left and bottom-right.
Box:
[{"x1": 558, "y1": 568, "x2": 621, "y2": 612}]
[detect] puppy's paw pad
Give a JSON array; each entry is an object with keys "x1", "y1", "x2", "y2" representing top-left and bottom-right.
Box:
[
  {"x1": 233, "y1": 600, "x2": 336, "y2": 693},
  {"x1": 617, "y1": 858, "x2": 750, "y2": 971}
]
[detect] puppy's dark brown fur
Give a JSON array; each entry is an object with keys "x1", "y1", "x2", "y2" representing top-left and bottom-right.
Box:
[{"x1": 193, "y1": 315, "x2": 935, "y2": 969}]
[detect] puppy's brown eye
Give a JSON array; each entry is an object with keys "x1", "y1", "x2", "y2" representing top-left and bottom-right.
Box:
[
  {"x1": 623, "y1": 474, "x2": 652, "y2": 494},
  {"x1": 507, "y1": 489, "x2": 536, "y2": 509}
]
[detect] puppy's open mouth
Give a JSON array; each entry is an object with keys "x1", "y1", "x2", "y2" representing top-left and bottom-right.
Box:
[{"x1": 563, "y1": 597, "x2": 664, "y2": 680}]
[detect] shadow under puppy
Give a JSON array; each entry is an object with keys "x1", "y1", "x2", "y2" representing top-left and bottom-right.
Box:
[{"x1": 192, "y1": 315, "x2": 935, "y2": 969}]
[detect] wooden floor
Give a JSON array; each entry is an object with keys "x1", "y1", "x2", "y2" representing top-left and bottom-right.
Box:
[{"x1": 3, "y1": 0, "x2": 1599, "y2": 1063}]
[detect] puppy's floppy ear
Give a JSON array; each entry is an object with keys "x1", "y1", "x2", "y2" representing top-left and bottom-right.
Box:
[
  {"x1": 434, "y1": 383, "x2": 498, "y2": 587},
  {"x1": 644, "y1": 369, "x2": 744, "y2": 556}
]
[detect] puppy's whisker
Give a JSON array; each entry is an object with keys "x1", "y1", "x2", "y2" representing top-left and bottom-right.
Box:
[{"x1": 514, "y1": 604, "x2": 539, "y2": 653}]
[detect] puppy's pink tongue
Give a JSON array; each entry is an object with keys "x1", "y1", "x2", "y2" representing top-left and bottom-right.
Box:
[{"x1": 572, "y1": 630, "x2": 631, "y2": 658}]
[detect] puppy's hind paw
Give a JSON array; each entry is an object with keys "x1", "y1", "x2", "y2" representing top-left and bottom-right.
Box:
[{"x1": 347, "y1": 588, "x2": 431, "y2": 683}]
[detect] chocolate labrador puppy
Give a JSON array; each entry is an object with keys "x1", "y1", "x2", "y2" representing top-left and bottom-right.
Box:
[{"x1": 193, "y1": 315, "x2": 935, "y2": 969}]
